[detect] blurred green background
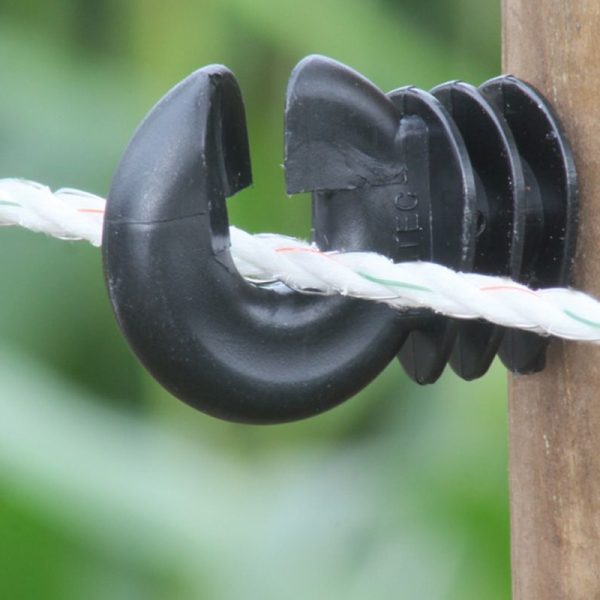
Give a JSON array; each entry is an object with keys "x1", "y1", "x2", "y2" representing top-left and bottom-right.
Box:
[{"x1": 0, "y1": 1, "x2": 509, "y2": 598}]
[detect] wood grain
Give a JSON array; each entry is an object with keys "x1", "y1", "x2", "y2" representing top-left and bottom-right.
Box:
[{"x1": 504, "y1": 1, "x2": 600, "y2": 598}]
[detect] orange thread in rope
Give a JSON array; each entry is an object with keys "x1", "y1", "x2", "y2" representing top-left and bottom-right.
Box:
[{"x1": 480, "y1": 285, "x2": 538, "y2": 296}]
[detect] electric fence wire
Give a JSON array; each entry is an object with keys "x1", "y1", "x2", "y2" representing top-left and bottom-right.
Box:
[{"x1": 2, "y1": 177, "x2": 599, "y2": 343}]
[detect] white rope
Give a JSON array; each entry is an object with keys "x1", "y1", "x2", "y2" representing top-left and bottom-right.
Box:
[{"x1": 2, "y1": 177, "x2": 599, "y2": 343}]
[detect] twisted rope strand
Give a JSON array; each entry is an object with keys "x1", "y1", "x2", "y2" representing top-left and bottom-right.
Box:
[{"x1": 2, "y1": 178, "x2": 599, "y2": 343}]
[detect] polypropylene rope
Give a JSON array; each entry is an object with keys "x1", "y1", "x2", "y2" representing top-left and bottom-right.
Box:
[{"x1": 2, "y1": 177, "x2": 599, "y2": 342}]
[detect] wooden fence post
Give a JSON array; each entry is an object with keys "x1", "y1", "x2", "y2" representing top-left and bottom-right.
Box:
[{"x1": 503, "y1": 1, "x2": 600, "y2": 598}]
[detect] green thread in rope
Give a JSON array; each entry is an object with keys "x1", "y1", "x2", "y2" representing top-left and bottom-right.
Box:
[
  {"x1": 357, "y1": 271, "x2": 432, "y2": 293},
  {"x1": 564, "y1": 309, "x2": 600, "y2": 329}
]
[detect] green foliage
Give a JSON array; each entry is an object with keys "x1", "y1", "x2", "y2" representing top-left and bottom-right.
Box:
[{"x1": 0, "y1": 1, "x2": 508, "y2": 598}]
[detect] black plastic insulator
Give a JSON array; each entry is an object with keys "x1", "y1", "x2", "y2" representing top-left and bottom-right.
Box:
[{"x1": 102, "y1": 55, "x2": 577, "y2": 424}]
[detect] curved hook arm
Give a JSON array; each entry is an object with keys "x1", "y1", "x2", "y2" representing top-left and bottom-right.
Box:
[{"x1": 102, "y1": 65, "x2": 407, "y2": 424}]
